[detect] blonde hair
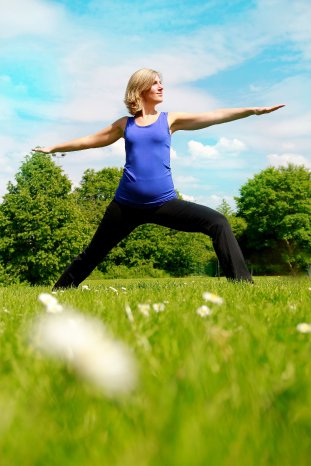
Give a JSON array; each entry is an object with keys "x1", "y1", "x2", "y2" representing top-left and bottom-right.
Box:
[{"x1": 124, "y1": 68, "x2": 161, "y2": 116}]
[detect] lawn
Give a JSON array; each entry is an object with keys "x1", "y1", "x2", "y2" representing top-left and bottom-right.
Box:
[{"x1": 0, "y1": 276, "x2": 310, "y2": 466}]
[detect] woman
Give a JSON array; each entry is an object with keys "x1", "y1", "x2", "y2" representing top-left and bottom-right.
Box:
[{"x1": 34, "y1": 68, "x2": 284, "y2": 288}]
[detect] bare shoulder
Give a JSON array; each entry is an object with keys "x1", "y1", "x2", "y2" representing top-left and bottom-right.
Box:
[
  {"x1": 113, "y1": 116, "x2": 128, "y2": 134},
  {"x1": 167, "y1": 112, "x2": 194, "y2": 133}
]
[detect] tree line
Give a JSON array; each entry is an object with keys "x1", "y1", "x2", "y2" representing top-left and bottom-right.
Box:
[{"x1": 0, "y1": 152, "x2": 310, "y2": 285}]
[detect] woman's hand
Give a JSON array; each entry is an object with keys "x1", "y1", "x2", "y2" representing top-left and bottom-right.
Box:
[
  {"x1": 253, "y1": 104, "x2": 285, "y2": 115},
  {"x1": 32, "y1": 146, "x2": 55, "y2": 154}
]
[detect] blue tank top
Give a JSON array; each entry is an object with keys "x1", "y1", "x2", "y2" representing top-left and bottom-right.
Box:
[{"x1": 115, "y1": 112, "x2": 177, "y2": 207}]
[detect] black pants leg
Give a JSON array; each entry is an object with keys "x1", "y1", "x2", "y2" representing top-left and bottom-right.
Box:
[
  {"x1": 147, "y1": 199, "x2": 252, "y2": 282},
  {"x1": 53, "y1": 201, "x2": 139, "y2": 289},
  {"x1": 53, "y1": 198, "x2": 252, "y2": 289}
]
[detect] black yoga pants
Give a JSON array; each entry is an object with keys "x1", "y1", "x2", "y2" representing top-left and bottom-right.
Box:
[{"x1": 53, "y1": 198, "x2": 252, "y2": 289}]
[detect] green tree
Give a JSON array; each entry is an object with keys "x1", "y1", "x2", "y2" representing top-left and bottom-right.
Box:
[
  {"x1": 0, "y1": 152, "x2": 91, "y2": 285},
  {"x1": 76, "y1": 167, "x2": 216, "y2": 276},
  {"x1": 236, "y1": 164, "x2": 311, "y2": 274},
  {"x1": 216, "y1": 199, "x2": 247, "y2": 238},
  {"x1": 75, "y1": 167, "x2": 123, "y2": 225},
  {"x1": 98, "y1": 224, "x2": 215, "y2": 277}
]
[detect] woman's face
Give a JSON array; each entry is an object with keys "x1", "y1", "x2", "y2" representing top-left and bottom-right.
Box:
[{"x1": 142, "y1": 75, "x2": 163, "y2": 105}]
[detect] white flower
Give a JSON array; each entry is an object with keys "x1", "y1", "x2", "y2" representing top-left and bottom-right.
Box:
[
  {"x1": 38, "y1": 293, "x2": 63, "y2": 313},
  {"x1": 81, "y1": 285, "x2": 90, "y2": 291},
  {"x1": 153, "y1": 303, "x2": 165, "y2": 313},
  {"x1": 30, "y1": 311, "x2": 138, "y2": 397},
  {"x1": 109, "y1": 286, "x2": 118, "y2": 294},
  {"x1": 138, "y1": 303, "x2": 150, "y2": 316},
  {"x1": 196, "y1": 305, "x2": 212, "y2": 317},
  {"x1": 296, "y1": 323, "x2": 311, "y2": 334},
  {"x1": 202, "y1": 292, "x2": 224, "y2": 305},
  {"x1": 125, "y1": 303, "x2": 134, "y2": 323}
]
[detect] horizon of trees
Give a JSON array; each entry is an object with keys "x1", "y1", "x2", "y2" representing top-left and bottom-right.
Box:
[{"x1": 0, "y1": 152, "x2": 310, "y2": 285}]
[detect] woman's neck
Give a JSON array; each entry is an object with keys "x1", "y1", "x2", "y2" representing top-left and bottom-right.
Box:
[{"x1": 140, "y1": 103, "x2": 158, "y2": 116}]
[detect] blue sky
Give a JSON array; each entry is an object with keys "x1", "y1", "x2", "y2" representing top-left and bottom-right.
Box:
[{"x1": 1, "y1": 0, "x2": 310, "y2": 209}]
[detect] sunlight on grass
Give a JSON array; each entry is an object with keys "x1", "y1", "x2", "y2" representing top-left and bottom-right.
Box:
[{"x1": 0, "y1": 276, "x2": 310, "y2": 466}]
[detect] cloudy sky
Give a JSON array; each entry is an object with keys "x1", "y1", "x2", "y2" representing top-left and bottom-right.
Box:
[{"x1": 1, "y1": 0, "x2": 310, "y2": 208}]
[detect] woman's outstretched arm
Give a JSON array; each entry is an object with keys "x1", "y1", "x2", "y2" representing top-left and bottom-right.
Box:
[
  {"x1": 33, "y1": 117, "x2": 127, "y2": 154},
  {"x1": 168, "y1": 105, "x2": 285, "y2": 133}
]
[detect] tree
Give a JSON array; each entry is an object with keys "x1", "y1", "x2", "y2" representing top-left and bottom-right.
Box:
[
  {"x1": 76, "y1": 167, "x2": 216, "y2": 276},
  {"x1": 216, "y1": 199, "x2": 247, "y2": 238},
  {"x1": 0, "y1": 152, "x2": 92, "y2": 285},
  {"x1": 236, "y1": 164, "x2": 311, "y2": 274},
  {"x1": 98, "y1": 224, "x2": 215, "y2": 277},
  {"x1": 75, "y1": 168, "x2": 123, "y2": 225}
]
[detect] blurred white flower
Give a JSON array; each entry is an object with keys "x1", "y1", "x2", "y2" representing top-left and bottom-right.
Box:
[
  {"x1": 296, "y1": 323, "x2": 311, "y2": 334},
  {"x1": 202, "y1": 292, "x2": 224, "y2": 305},
  {"x1": 81, "y1": 285, "x2": 90, "y2": 291},
  {"x1": 125, "y1": 303, "x2": 135, "y2": 323},
  {"x1": 30, "y1": 310, "x2": 138, "y2": 397},
  {"x1": 138, "y1": 303, "x2": 150, "y2": 317},
  {"x1": 109, "y1": 286, "x2": 118, "y2": 294},
  {"x1": 2, "y1": 307, "x2": 10, "y2": 314},
  {"x1": 153, "y1": 303, "x2": 165, "y2": 313},
  {"x1": 38, "y1": 293, "x2": 63, "y2": 313},
  {"x1": 196, "y1": 305, "x2": 212, "y2": 317}
]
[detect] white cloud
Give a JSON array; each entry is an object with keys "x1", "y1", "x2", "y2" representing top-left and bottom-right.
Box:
[
  {"x1": 267, "y1": 153, "x2": 311, "y2": 169},
  {"x1": 193, "y1": 194, "x2": 237, "y2": 210},
  {"x1": 188, "y1": 137, "x2": 247, "y2": 161},
  {"x1": 0, "y1": 0, "x2": 67, "y2": 39},
  {"x1": 188, "y1": 140, "x2": 219, "y2": 160},
  {"x1": 180, "y1": 193, "x2": 195, "y2": 202},
  {"x1": 170, "y1": 147, "x2": 177, "y2": 159}
]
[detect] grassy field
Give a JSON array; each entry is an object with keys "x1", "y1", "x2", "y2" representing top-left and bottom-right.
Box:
[{"x1": 1, "y1": 276, "x2": 311, "y2": 466}]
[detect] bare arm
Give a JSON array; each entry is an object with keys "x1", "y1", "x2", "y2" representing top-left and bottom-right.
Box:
[
  {"x1": 33, "y1": 117, "x2": 127, "y2": 153},
  {"x1": 168, "y1": 105, "x2": 285, "y2": 133}
]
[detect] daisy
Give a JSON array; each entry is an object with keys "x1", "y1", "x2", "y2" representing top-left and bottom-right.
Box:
[
  {"x1": 202, "y1": 292, "x2": 224, "y2": 305},
  {"x1": 296, "y1": 323, "x2": 311, "y2": 334},
  {"x1": 196, "y1": 305, "x2": 212, "y2": 317}
]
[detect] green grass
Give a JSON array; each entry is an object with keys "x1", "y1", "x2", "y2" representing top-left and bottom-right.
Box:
[{"x1": 1, "y1": 276, "x2": 311, "y2": 466}]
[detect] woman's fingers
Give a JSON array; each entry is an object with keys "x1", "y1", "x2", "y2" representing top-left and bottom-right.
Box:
[
  {"x1": 32, "y1": 147, "x2": 51, "y2": 154},
  {"x1": 254, "y1": 104, "x2": 286, "y2": 115}
]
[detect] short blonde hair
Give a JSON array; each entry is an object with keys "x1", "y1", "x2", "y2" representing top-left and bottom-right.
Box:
[{"x1": 124, "y1": 68, "x2": 161, "y2": 116}]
